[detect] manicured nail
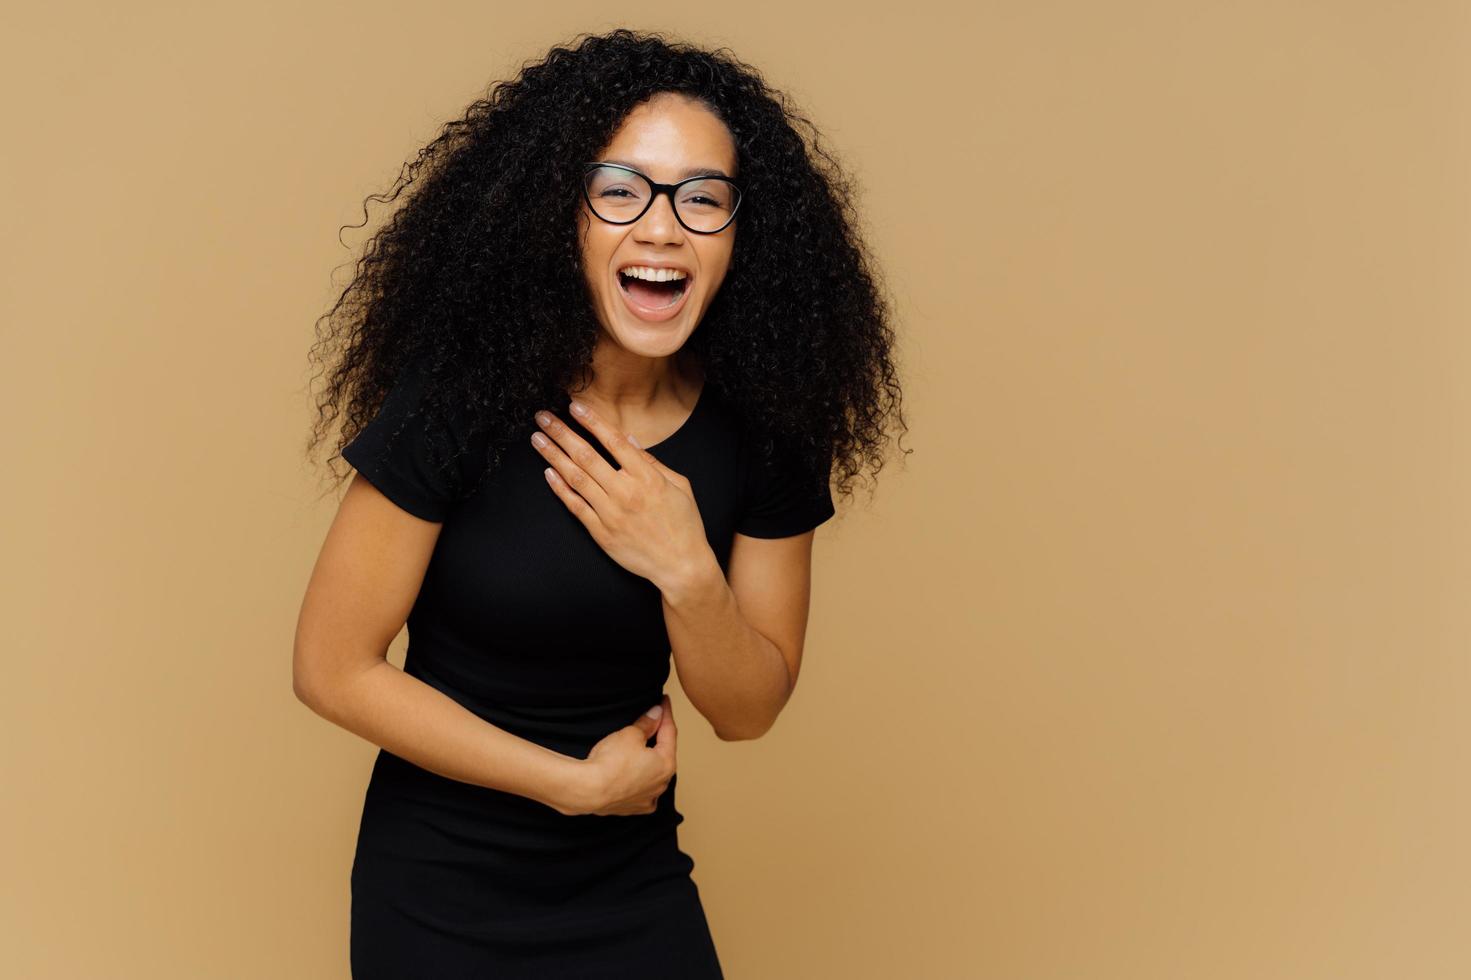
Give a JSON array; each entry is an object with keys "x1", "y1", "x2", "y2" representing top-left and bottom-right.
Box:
[
  {"x1": 628, "y1": 432, "x2": 641, "y2": 448},
  {"x1": 645, "y1": 704, "x2": 663, "y2": 720},
  {"x1": 535, "y1": 411, "x2": 551, "y2": 427},
  {"x1": 570, "y1": 399, "x2": 588, "y2": 417}
]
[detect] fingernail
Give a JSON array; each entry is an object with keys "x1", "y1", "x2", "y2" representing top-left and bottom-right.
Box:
[
  {"x1": 570, "y1": 399, "x2": 588, "y2": 417},
  {"x1": 628, "y1": 432, "x2": 641, "y2": 448},
  {"x1": 645, "y1": 704, "x2": 663, "y2": 720}
]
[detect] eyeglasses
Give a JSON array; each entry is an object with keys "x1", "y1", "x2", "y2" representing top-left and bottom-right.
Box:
[{"x1": 581, "y1": 163, "x2": 742, "y2": 235}]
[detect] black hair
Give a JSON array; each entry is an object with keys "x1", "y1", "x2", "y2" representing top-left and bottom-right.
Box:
[{"x1": 307, "y1": 27, "x2": 908, "y2": 507}]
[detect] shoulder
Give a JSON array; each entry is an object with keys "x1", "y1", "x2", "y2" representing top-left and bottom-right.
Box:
[
  {"x1": 341, "y1": 361, "x2": 487, "y2": 522},
  {"x1": 700, "y1": 385, "x2": 835, "y2": 540}
]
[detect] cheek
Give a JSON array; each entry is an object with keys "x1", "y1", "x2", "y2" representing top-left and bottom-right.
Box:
[
  {"x1": 699, "y1": 243, "x2": 735, "y2": 292},
  {"x1": 578, "y1": 239, "x2": 611, "y2": 294}
]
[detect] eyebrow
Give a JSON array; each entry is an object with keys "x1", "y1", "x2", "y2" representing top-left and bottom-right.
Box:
[{"x1": 599, "y1": 158, "x2": 733, "y2": 180}]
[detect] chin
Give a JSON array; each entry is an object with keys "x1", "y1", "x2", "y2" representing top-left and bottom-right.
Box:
[
  {"x1": 590, "y1": 285, "x2": 698, "y2": 347},
  {"x1": 605, "y1": 318, "x2": 694, "y2": 357}
]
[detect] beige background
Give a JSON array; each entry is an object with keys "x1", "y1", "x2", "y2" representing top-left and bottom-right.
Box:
[{"x1": 3, "y1": 2, "x2": 1468, "y2": 978}]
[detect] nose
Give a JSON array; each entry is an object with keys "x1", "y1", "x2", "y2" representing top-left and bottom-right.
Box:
[{"x1": 632, "y1": 190, "x2": 686, "y2": 247}]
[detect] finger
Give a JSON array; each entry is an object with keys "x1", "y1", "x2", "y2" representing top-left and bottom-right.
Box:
[
  {"x1": 654, "y1": 694, "x2": 677, "y2": 763},
  {"x1": 541, "y1": 465, "x2": 608, "y2": 538},
  {"x1": 633, "y1": 700, "x2": 664, "y2": 738},
  {"x1": 566, "y1": 398, "x2": 644, "y2": 471},
  {"x1": 534, "y1": 410, "x2": 619, "y2": 501},
  {"x1": 612, "y1": 423, "x2": 684, "y2": 471},
  {"x1": 639, "y1": 451, "x2": 691, "y2": 489},
  {"x1": 533, "y1": 417, "x2": 614, "y2": 514}
]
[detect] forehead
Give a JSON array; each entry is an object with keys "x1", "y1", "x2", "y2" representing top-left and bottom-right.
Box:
[{"x1": 598, "y1": 94, "x2": 738, "y2": 181}]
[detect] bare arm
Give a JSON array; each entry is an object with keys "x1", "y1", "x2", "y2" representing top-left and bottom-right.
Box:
[
  {"x1": 522, "y1": 400, "x2": 820, "y2": 744},
  {"x1": 293, "y1": 473, "x2": 593, "y2": 815},
  {"x1": 660, "y1": 530, "x2": 818, "y2": 741}
]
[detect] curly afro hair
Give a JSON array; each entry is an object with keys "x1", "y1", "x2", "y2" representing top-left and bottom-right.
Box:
[{"x1": 307, "y1": 27, "x2": 908, "y2": 511}]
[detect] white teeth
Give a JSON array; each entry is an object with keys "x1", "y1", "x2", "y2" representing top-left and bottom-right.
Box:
[{"x1": 619, "y1": 265, "x2": 688, "y2": 282}]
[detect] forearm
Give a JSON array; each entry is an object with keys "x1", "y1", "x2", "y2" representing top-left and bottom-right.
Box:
[
  {"x1": 300, "y1": 659, "x2": 589, "y2": 813},
  {"x1": 660, "y1": 551, "x2": 791, "y2": 740}
]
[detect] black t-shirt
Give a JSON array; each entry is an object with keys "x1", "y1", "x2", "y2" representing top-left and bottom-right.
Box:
[{"x1": 341, "y1": 363, "x2": 835, "y2": 756}]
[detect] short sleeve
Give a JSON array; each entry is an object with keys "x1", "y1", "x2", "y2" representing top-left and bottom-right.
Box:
[
  {"x1": 735, "y1": 434, "x2": 836, "y2": 539},
  {"x1": 341, "y1": 365, "x2": 465, "y2": 522}
]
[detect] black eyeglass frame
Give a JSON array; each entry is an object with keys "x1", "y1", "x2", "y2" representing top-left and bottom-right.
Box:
[{"x1": 581, "y1": 162, "x2": 743, "y2": 235}]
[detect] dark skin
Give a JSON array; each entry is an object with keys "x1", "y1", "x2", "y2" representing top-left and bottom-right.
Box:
[
  {"x1": 538, "y1": 92, "x2": 821, "y2": 747},
  {"x1": 293, "y1": 92, "x2": 819, "y2": 822},
  {"x1": 533, "y1": 391, "x2": 819, "y2": 738}
]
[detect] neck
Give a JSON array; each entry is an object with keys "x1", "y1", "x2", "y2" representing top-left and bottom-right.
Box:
[{"x1": 569, "y1": 345, "x2": 701, "y2": 409}]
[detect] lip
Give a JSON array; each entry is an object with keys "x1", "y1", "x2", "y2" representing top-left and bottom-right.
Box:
[
  {"x1": 616, "y1": 259, "x2": 694, "y2": 278},
  {"x1": 614, "y1": 267, "x2": 693, "y2": 323}
]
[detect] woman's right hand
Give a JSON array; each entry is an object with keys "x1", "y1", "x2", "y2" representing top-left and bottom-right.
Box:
[{"x1": 568, "y1": 694, "x2": 676, "y2": 816}]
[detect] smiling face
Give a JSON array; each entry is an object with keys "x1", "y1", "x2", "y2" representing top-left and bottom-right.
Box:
[{"x1": 577, "y1": 92, "x2": 739, "y2": 360}]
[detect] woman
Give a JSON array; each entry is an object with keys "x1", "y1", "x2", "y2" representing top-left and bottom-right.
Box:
[{"x1": 296, "y1": 28, "x2": 905, "y2": 979}]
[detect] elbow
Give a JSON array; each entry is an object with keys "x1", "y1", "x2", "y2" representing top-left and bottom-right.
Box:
[
  {"x1": 292, "y1": 624, "x2": 325, "y2": 711},
  {"x1": 714, "y1": 726, "x2": 755, "y2": 742},
  {"x1": 293, "y1": 643, "x2": 384, "y2": 721},
  {"x1": 714, "y1": 716, "x2": 777, "y2": 742},
  {"x1": 292, "y1": 645, "x2": 337, "y2": 717},
  {"x1": 294, "y1": 667, "x2": 348, "y2": 725},
  {"x1": 293, "y1": 667, "x2": 326, "y2": 714},
  {"x1": 713, "y1": 673, "x2": 795, "y2": 741}
]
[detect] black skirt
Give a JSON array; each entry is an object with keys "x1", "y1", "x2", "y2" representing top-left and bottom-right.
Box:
[{"x1": 350, "y1": 748, "x2": 724, "y2": 979}]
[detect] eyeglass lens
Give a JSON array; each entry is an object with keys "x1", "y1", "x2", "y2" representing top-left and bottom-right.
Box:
[{"x1": 584, "y1": 165, "x2": 739, "y2": 233}]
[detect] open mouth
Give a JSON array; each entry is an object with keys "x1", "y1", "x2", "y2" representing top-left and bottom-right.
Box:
[{"x1": 617, "y1": 269, "x2": 689, "y2": 310}]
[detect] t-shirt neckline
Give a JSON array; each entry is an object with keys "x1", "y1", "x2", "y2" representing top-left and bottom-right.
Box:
[
  {"x1": 563, "y1": 379, "x2": 708, "y2": 453},
  {"x1": 643, "y1": 380, "x2": 707, "y2": 451}
]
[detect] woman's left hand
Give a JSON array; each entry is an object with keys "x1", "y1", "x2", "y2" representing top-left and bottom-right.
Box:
[{"x1": 532, "y1": 400, "x2": 714, "y2": 594}]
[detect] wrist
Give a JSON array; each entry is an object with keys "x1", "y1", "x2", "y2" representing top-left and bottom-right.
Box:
[
  {"x1": 542, "y1": 754, "x2": 603, "y2": 817},
  {"x1": 658, "y1": 546, "x2": 724, "y2": 608},
  {"x1": 547, "y1": 750, "x2": 603, "y2": 812}
]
